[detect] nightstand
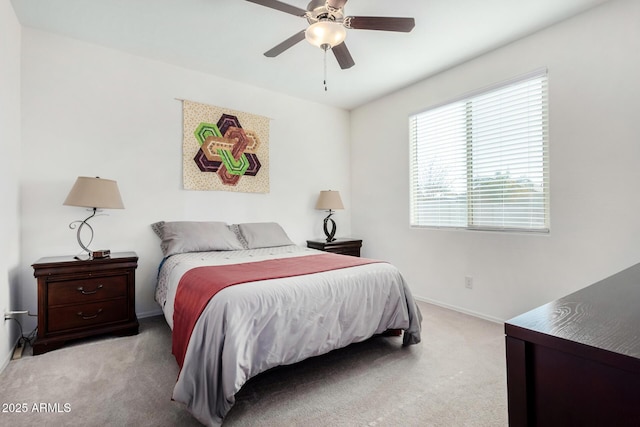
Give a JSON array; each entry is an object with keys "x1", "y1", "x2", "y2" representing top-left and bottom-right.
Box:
[
  {"x1": 307, "y1": 238, "x2": 362, "y2": 257},
  {"x1": 32, "y1": 252, "x2": 139, "y2": 355}
]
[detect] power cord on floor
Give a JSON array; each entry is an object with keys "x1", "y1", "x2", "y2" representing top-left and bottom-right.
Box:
[{"x1": 7, "y1": 314, "x2": 38, "y2": 352}]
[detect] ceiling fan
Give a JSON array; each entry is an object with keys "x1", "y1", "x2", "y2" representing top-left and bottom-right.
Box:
[{"x1": 246, "y1": 0, "x2": 416, "y2": 70}]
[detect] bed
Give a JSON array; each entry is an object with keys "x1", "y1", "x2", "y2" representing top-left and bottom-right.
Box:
[{"x1": 152, "y1": 221, "x2": 422, "y2": 426}]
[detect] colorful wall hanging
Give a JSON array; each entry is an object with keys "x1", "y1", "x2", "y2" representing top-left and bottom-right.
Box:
[{"x1": 182, "y1": 100, "x2": 270, "y2": 193}]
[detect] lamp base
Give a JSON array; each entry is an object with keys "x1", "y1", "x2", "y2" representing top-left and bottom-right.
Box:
[
  {"x1": 92, "y1": 249, "x2": 111, "y2": 259},
  {"x1": 73, "y1": 249, "x2": 110, "y2": 261},
  {"x1": 323, "y1": 214, "x2": 337, "y2": 243},
  {"x1": 69, "y1": 208, "x2": 98, "y2": 257}
]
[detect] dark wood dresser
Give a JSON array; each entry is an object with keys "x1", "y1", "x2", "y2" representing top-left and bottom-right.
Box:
[
  {"x1": 307, "y1": 238, "x2": 362, "y2": 257},
  {"x1": 32, "y1": 252, "x2": 139, "y2": 355},
  {"x1": 505, "y1": 263, "x2": 640, "y2": 426}
]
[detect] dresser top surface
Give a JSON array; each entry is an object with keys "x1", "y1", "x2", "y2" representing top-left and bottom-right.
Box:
[{"x1": 506, "y1": 263, "x2": 640, "y2": 360}]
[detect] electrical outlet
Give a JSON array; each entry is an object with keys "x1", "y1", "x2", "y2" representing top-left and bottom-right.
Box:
[
  {"x1": 465, "y1": 276, "x2": 473, "y2": 289},
  {"x1": 4, "y1": 310, "x2": 28, "y2": 321}
]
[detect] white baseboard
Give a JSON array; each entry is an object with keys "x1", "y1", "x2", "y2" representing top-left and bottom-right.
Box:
[
  {"x1": 0, "y1": 335, "x2": 22, "y2": 375},
  {"x1": 136, "y1": 308, "x2": 163, "y2": 319},
  {"x1": 414, "y1": 296, "x2": 505, "y2": 324}
]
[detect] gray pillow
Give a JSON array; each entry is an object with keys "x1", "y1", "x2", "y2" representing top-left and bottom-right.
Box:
[
  {"x1": 151, "y1": 221, "x2": 244, "y2": 256},
  {"x1": 235, "y1": 222, "x2": 294, "y2": 249}
]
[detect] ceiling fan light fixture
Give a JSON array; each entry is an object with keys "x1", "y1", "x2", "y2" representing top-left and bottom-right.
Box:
[{"x1": 305, "y1": 21, "x2": 346, "y2": 50}]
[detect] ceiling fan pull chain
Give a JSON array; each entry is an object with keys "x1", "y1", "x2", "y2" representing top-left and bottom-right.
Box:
[{"x1": 324, "y1": 47, "x2": 328, "y2": 92}]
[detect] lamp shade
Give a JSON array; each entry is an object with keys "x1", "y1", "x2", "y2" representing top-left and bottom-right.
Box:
[
  {"x1": 305, "y1": 21, "x2": 347, "y2": 49},
  {"x1": 63, "y1": 176, "x2": 124, "y2": 209},
  {"x1": 315, "y1": 190, "x2": 344, "y2": 211}
]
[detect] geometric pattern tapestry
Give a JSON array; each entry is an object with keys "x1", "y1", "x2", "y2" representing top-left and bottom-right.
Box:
[{"x1": 182, "y1": 100, "x2": 270, "y2": 193}]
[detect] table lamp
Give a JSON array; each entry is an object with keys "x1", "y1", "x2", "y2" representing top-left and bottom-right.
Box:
[
  {"x1": 63, "y1": 176, "x2": 124, "y2": 259},
  {"x1": 315, "y1": 190, "x2": 344, "y2": 242}
]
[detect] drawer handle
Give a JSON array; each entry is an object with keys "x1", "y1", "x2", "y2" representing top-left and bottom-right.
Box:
[
  {"x1": 77, "y1": 285, "x2": 103, "y2": 295},
  {"x1": 77, "y1": 309, "x2": 103, "y2": 320}
]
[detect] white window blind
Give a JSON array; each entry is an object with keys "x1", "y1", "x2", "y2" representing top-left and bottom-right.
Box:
[{"x1": 409, "y1": 69, "x2": 549, "y2": 232}]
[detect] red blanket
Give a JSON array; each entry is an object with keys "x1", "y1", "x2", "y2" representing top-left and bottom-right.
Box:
[{"x1": 172, "y1": 253, "x2": 383, "y2": 367}]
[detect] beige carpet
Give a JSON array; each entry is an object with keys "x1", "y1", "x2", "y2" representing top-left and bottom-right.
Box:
[{"x1": 0, "y1": 302, "x2": 507, "y2": 426}]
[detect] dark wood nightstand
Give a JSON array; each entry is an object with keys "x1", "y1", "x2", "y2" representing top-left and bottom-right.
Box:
[
  {"x1": 307, "y1": 238, "x2": 362, "y2": 257},
  {"x1": 32, "y1": 252, "x2": 139, "y2": 355}
]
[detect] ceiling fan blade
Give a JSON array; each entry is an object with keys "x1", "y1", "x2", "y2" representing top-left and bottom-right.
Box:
[
  {"x1": 332, "y1": 42, "x2": 355, "y2": 70},
  {"x1": 264, "y1": 30, "x2": 306, "y2": 57},
  {"x1": 346, "y1": 16, "x2": 415, "y2": 32},
  {"x1": 327, "y1": 0, "x2": 348, "y2": 9},
  {"x1": 245, "y1": 0, "x2": 307, "y2": 17}
]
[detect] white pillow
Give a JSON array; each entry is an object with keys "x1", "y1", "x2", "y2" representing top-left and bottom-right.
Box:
[
  {"x1": 235, "y1": 222, "x2": 294, "y2": 249},
  {"x1": 151, "y1": 221, "x2": 244, "y2": 256}
]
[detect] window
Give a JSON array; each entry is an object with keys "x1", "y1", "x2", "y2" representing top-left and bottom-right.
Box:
[{"x1": 409, "y1": 69, "x2": 549, "y2": 232}]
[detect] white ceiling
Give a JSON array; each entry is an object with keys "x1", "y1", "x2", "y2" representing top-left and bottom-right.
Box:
[{"x1": 11, "y1": 0, "x2": 611, "y2": 110}]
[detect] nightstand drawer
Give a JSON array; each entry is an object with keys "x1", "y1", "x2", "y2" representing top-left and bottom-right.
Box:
[
  {"x1": 48, "y1": 299, "x2": 128, "y2": 332},
  {"x1": 48, "y1": 275, "x2": 127, "y2": 306},
  {"x1": 331, "y1": 248, "x2": 360, "y2": 256}
]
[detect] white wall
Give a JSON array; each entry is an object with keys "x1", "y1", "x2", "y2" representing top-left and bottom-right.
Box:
[
  {"x1": 14, "y1": 0, "x2": 639, "y2": 341},
  {"x1": 351, "y1": 0, "x2": 640, "y2": 321},
  {"x1": 0, "y1": 0, "x2": 22, "y2": 370},
  {"x1": 19, "y1": 29, "x2": 351, "y2": 326}
]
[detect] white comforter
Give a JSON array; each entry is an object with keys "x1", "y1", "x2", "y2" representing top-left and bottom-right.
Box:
[{"x1": 156, "y1": 245, "x2": 422, "y2": 426}]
